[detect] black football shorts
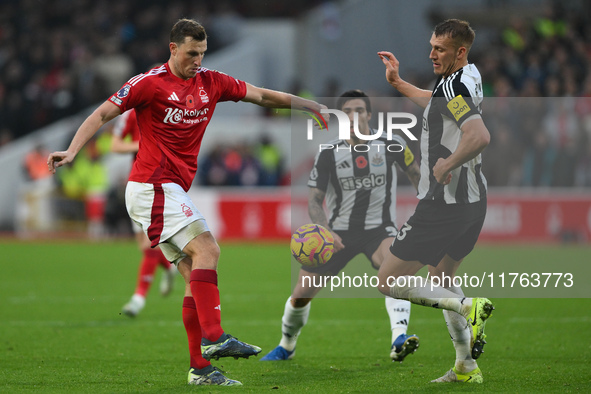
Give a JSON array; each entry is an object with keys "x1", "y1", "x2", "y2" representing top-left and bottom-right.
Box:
[
  {"x1": 302, "y1": 224, "x2": 398, "y2": 275},
  {"x1": 389, "y1": 198, "x2": 486, "y2": 266}
]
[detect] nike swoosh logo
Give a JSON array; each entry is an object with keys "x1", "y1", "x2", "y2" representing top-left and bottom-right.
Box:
[{"x1": 471, "y1": 302, "x2": 478, "y2": 326}]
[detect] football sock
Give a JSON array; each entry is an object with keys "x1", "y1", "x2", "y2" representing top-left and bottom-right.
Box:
[
  {"x1": 443, "y1": 285, "x2": 478, "y2": 372},
  {"x1": 279, "y1": 297, "x2": 310, "y2": 352},
  {"x1": 190, "y1": 269, "x2": 225, "y2": 342},
  {"x1": 134, "y1": 248, "x2": 161, "y2": 296},
  {"x1": 389, "y1": 276, "x2": 471, "y2": 316},
  {"x1": 182, "y1": 296, "x2": 211, "y2": 370},
  {"x1": 385, "y1": 297, "x2": 411, "y2": 343}
]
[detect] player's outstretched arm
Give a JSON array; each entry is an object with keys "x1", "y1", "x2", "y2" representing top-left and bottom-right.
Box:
[
  {"x1": 308, "y1": 187, "x2": 344, "y2": 252},
  {"x1": 432, "y1": 117, "x2": 490, "y2": 185},
  {"x1": 242, "y1": 83, "x2": 327, "y2": 114},
  {"x1": 47, "y1": 101, "x2": 121, "y2": 173},
  {"x1": 377, "y1": 51, "x2": 432, "y2": 109}
]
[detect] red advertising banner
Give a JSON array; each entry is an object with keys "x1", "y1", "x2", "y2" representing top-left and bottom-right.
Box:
[
  {"x1": 217, "y1": 192, "x2": 295, "y2": 240},
  {"x1": 211, "y1": 189, "x2": 591, "y2": 243},
  {"x1": 483, "y1": 192, "x2": 591, "y2": 242}
]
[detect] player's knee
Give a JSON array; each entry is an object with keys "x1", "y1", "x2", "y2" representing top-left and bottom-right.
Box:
[
  {"x1": 428, "y1": 264, "x2": 456, "y2": 282},
  {"x1": 184, "y1": 233, "x2": 220, "y2": 269},
  {"x1": 371, "y1": 238, "x2": 395, "y2": 268},
  {"x1": 195, "y1": 241, "x2": 220, "y2": 267},
  {"x1": 378, "y1": 283, "x2": 390, "y2": 296},
  {"x1": 204, "y1": 238, "x2": 221, "y2": 261},
  {"x1": 428, "y1": 265, "x2": 444, "y2": 279},
  {"x1": 377, "y1": 270, "x2": 392, "y2": 296}
]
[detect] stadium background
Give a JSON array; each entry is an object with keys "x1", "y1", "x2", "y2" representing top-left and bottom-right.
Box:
[
  {"x1": 1, "y1": 0, "x2": 591, "y2": 391},
  {"x1": 1, "y1": 0, "x2": 590, "y2": 243}
]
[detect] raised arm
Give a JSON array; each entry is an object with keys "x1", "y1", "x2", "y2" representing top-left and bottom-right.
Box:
[
  {"x1": 432, "y1": 117, "x2": 490, "y2": 184},
  {"x1": 242, "y1": 83, "x2": 326, "y2": 113},
  {"x1": 47, "y1": 101, "x2": 121, "y2": 173},
  {"x1": 308, "y1": 187, "x2": 344, "y2": 252},
  {"x1": 378, "y1": 51, "x2": 432, "y2": 109}
]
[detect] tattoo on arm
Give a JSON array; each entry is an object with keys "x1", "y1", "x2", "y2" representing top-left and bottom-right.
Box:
[
  {"x1": 406, "y1": 161, "x2": 421, "y2": 191},
  {"x1": 308, "y1": 188, "x2": 329, "y2": 227}
]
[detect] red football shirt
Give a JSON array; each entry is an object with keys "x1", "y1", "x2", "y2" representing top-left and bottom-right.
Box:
[{"x1": 109, "y1": 63, "x2": 247, "y2": 191}]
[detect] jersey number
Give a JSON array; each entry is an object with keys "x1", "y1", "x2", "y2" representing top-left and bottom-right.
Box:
[
  {"x1": 385, "y1": 226, "x2": 398, "y2": 238},
  {"x1": 396, "y1": 223, "x2": 412, "y2": 241}
]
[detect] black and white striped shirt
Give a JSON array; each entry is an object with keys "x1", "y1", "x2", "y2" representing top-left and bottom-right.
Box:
[
  {"x1": 308, "y1": 133, "x2": 414, "y2": 231},
  {"x1": 418, "y1": 63, "x2": 487, "y2": 204}
]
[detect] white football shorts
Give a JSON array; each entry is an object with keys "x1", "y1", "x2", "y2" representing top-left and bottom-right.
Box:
[
  {"x1": 131, "y1": 219, "x2": 143, "y2": 234},
  {"x1": 125, "y1": 181, "x2": 210, "y2": 264}
]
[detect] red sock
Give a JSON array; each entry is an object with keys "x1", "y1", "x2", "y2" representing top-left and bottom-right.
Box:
[
  {"x1": 182, "y1": 297, "x2": 210, "y2": 369},
  {"x1": 190, "y1": 269, "x2": 224, "y2": 342},
  {"x1": 134, "y1": 249, "x2": 161, "y2": 297},
  {"x1": 156, "y1": 248, "x2": 171, "y2": 269}
]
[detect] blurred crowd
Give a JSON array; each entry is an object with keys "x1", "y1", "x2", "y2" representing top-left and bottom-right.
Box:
[
  {"x1": 7, "y1": 0, "x2": 591, "y2": 189},
  {"x1": 13, "y1": 0, "x2": 591, "y2": 239},
  {"x1": 474, "y1": 3, "x2": 591, "y2": 187},
  {"x1": 198, "y1": 135, "x2": 285, "y2": 187},
  {"x1": 0, "y1": 0, "x2": 322, "y2": 143}
]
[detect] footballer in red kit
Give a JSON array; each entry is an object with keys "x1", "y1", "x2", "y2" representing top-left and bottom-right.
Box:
[
  {"x1": 111, "y1": 64, "x2": 246, "y2": 192},
  {"x1": 48, "y1": 18, "x2": 328, "y2": 386}
]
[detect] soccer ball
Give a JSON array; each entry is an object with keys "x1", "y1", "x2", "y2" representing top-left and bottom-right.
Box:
[{"x1": 290, "y1": 224, "x2": 334, "y2": 267}]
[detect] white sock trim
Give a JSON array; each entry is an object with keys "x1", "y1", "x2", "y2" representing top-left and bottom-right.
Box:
[
  {"x1": 385, "y1": 297, "x2": 411, "y2": 343},
  {"x1": 279, "y1": 297, "x2": 311, "y2": 351}
]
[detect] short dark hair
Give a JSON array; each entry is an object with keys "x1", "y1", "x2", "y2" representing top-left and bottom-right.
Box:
[
  {"x1": 170, "y1": 19, "x2": 207, "y2": 44},
  {"x1": 433, "y1": 19, "x2": 475, "y2": 51},
  {"x1": 336, "y1": 89, "x2": 371, "y2": 113}
]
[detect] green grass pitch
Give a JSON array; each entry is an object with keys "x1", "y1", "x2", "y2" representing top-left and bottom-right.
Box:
[{"x1": 1, "y1": 239, "x2": 590, "y2": 392}]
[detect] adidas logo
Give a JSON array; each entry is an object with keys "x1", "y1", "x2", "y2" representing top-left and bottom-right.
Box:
[
  {"x1": 395, "y1": 319, "x2": 408, "y2": 326},
  {"x1": 168, "y1": 92, "x2": 179, "y2": 101},
  {"x1": 337, "y1": 161, "x2": 351, "y2": 169}
]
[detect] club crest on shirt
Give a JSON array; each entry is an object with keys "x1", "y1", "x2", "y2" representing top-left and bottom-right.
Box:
[
  {"x1": 310, "y1": 168, "x2": 318, "y2": 181},
  {"x1": 116, "y1": 85, "x2": 131, "y2": 98},
  {"x1": 371, "y1": 154, "x2": 384, "y2": 167},
  {"x1": 198, "y1": 87, "x2": 209, "y2": 104},
  {"x1": 181, "y1": 203, "x2": 194, "y2": 218}
]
